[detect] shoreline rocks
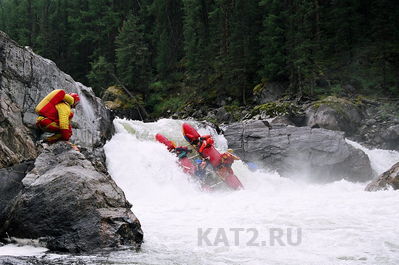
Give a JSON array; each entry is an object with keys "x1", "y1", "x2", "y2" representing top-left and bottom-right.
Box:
[
  {"x1": 0, "y1": 31, "x2": 143, "y2": 253},
  {"x1": 224, "y1": 120, "x2": 373, "y2": 182},
  {"x1": 0, "y1": 142, "x2": 143, "y2": 252},
  {"x1": 365, "y1": 162, "x2": 399, "y2": 191}
]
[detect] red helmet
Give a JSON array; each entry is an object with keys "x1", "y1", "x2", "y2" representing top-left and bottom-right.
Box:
[
  {"x1": 206, "y1": 137, "x2": 214, "y2": 146},
  {"x1": 69, "y1": 93, "x2": 80, "y2": 106}
]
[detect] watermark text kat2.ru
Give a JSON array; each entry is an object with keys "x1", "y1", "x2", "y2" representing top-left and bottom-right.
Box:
[{"x1": 198, "y1": 227, "x2": 302, "y2": 247}]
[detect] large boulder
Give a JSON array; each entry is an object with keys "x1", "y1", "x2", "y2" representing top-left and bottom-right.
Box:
[
  {"x1": 0, "y1": 161, "x2": 34, "y2": 224},
  {"x1": 305, "y1": 96, "x2": 364, "y2": 136},
  {"x1": 0, "y1": 31, "x2": 114, "y2": 167},
  {"x1": 224, "y1": 120, "x2": 373, "y2": 182},
  {"x1": 381, "y1": 125, "x2": 399, "y2": 150},
  {"x1": 0, "y1": 31, "x2": 143, "y2": 253},
  {"x1": 0, "y1": 142, "x2": 143, "y2": 252},
  {"x1": 365, "y1": 162, "x2": 399, "y2": 191}
]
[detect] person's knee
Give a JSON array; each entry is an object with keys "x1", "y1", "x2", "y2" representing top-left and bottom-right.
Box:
[{"x1": 36, "y1": 117, "x2": 60, "y2": 132}]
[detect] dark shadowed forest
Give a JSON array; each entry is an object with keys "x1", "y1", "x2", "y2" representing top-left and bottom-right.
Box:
[{"x1": 1, "y1": 0, "x2": 398, "y2": 117}]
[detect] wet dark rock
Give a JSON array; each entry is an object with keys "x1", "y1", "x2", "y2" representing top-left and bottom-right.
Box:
[
  {"x1": 380, "y1": 125, "x2": 399, "y2": 150},
  {"x1": 0, "y1": 257, "x2": 34, "y2": 265},
  {"x1": 215, "y1": 107, "x2": 233, "y2": 124},
  {"x1": 270, "y1": 113, "x2": 307, "y2": 127},
  {"x1": 353, "y1": 99, "x2": 399, "y2": 150},
  {"x1": 365, "y1": 162, "x2": 399, "y2": 191},
  {"x1": 0, "y1": 142, "x2": 143, "y2": 253},
  {"x1": 270, "y1": 116, "x2": 296, "y2": 127},
  {"x1": 224, "y1": 120, "x2": 373, "y2": 182},
  {"x1": 0, "y1": 161, "x2": 34, "y2": 225},
  {"x1": 342, "y1": 84, "x2": 356, "y2": 95},
  {"x1": 366, "y1": 119, "x2": 376, "y2": 125},
  {"x1": 253, "y1": 82, "x2": 287, "y2": 104}
]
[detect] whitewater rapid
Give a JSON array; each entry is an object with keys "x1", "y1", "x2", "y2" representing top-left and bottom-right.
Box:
[
  {"x1": 102, "y1": 118, "x2": 399, "y2": 265},
  {"x1": 1, "y1": 118, "x2": 398, "y2": 264}
]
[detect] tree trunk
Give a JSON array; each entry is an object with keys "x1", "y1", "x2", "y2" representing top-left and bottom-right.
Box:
[{"x1": 314, "y1": 0, "x2": 320, "y2": 44}]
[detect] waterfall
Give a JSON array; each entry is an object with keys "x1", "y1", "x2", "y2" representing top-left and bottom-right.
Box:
[{"x1": 72, "y1": 84, "x2": 99, "y2": 147}]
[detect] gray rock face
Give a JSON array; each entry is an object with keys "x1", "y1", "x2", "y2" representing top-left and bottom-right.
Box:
[
  {"x1": 0, "y1": 142, "x2": 143, "y2": 252},
  {"x1": 0, "y1": 161, "x2": 34, "y2": 224},
  {"x1": 0, "y1": 31, "x2": 114, "y2": 167},
  {"x1": 365, "y1": 162, "x2": 399, "y2": 191},
  {"x1": 215, "y1": 107, "x2": 233, "y2": 124},
  {"x1": 224, "y1": 120, "x2": 373, "y2": 182},
  {"x1": 381, "y1": 125, "x2": 399, "y2": 150},
  {"x1": 0, "y1": 31, "x2": 142, "y2": 253},
  {"x1": 306, "y1": 97, "x2": 364, "y2": 136}
]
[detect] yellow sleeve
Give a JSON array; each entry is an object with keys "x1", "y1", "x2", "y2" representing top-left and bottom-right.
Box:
[
  {"x1": 55, "y1": 103, "x2": 71, "y2": 130},
  {"x1": 63, "y1": 94, "x2": 75, "y2": 106}
]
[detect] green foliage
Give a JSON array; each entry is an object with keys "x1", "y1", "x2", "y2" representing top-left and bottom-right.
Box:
[
  {"x1": 253, "y1": 83, "x2": 264, "y2": 95},
  {"x1": 149, "y1": 0, "x2": 184, "y2": 80},
  {"x1": 330, "y1": 85, "x2": 344, "y2": 96},
  {"x1": 152, "y1": 96, "x2": 185, "y2": 117},
  {"x1": 1, "y1": 0, "x2": 398, "y2": 117},
  {"x1": 87, "y1": 56, "x2": 114, "y2": 95},
  {"x1": 379, "y1": 102, "x2": 399, "y2": 120},
  {"x1": 258, "y1": 0, "x2": 286, "y2": 81},
  {"x1": 253, "y1": 102, "x2": 300, "y2": 117},
  {"x1": 115, "y1": 13, "x2": 151, "y2": 95},
  {"x1": 103, "y1": 86, "x2": 144, "y2": 111}
]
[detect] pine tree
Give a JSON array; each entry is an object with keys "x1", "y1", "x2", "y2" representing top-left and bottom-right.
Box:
[
  {"x1": 259, "y1": 0, "x2": 287, "y2": 82},
  {"x1": 182, "y1": 0, "x2": 213, "y2": 91},
  {"x1": 115, "y1": 13, "x2": 151, "y2": 96},
  {"x1": 150, "y1": 0, "x2": 184, "y2": 80},
  {"x1": 87, "y1": 56, "x2": 114, "y2": 95}
]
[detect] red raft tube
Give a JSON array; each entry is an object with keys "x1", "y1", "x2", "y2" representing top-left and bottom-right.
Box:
[
  {"x1": 182, "y1": 123, "x2": 244, "y2": 190},
  {"x1": 155, "y1": 133, "x2": 196, "y2": 176}
]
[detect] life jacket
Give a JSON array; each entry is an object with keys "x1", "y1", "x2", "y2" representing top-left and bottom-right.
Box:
[
  {"x1": 175, "y1": 146, "x2": 191, "y2": 159},
  {"x1": 198, "y1": 135, "x2": 214, "y2": 153},
  {"x1": 220, "y1": 152, "x2": 239, "y2": 166},
  {"x1": 35, "y1": 89, "x2": 74, "y2": 121}
]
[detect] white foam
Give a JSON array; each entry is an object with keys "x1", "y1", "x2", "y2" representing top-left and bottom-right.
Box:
[
  {"x1": 0, "y1": 244, "x2": 47, "y2": 257},
  {"x1": 346, "y1": 139, "x2": 399, "y2": 175},
  {"x1": 104, "y1": 118, "x2": 399, "y2": 264}
]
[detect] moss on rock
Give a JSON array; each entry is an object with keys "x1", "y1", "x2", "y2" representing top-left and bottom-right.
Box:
[
  {"x1": 252, "y1": 102, "x2": 300, "y2": 117},
  {"x1": 102, "y1": 86, "x2": 143, "y2": 110}
]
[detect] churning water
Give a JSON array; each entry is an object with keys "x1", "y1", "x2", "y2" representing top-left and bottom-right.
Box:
[
  {"x1": 103, "y1": 119, "x2": 399, "y2": 265},
  {"x1": 1, "y1": 118, "x2": 399, "y2": 265}
]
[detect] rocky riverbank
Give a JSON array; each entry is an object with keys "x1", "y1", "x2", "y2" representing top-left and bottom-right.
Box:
[
  {"x1": 171, "y1": 90, "x2": 399, "y2": 153},
  {"x1": 171, "y1": 86, "x2": 398, "y2": 185},
  {"x1": 366, "y1": 162, "x2": 399, "y2": 191},
  {"x1": 0, "y1": 31, "x2": 143, "y2": 253}
]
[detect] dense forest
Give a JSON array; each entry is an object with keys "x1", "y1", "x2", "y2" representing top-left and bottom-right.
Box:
[{"x1": 0, "y1": 0, "x2": 398, "y2": 117}]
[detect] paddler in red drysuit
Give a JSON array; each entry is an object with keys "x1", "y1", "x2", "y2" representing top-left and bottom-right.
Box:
[
  {"x1": 217, "y1": 149, "x2": 240, "y2": 180},
  {"x1": 35, "y1": 89, "x2": 80, "y2": 143}
]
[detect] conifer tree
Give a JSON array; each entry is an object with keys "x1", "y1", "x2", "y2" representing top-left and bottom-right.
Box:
[{"x1": 115, "y1": 13, "x2": 151, "y2": 96}]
